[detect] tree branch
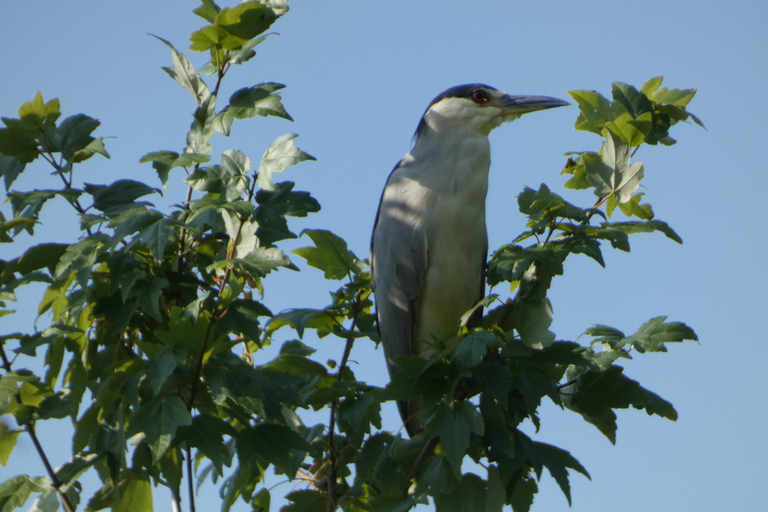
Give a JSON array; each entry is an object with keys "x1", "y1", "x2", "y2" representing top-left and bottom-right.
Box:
[{"x1": 0, "y1": 343, "x2": 75, "y2": 512}]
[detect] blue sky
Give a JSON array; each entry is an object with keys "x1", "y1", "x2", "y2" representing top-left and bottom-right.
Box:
[{"x1": 2, "y1": 1, "x2": 767, "y2": 511}]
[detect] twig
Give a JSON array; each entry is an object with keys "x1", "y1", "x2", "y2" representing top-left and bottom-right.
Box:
[
  {"x1": 326, "y1": 290, "x2": 363, "y2": 511},
  {"x1": 185, "y1": 443, "x2": 196, "y2": 512},
  {"x1": 0, "y1": 343, "x2": 75, "y2": 512},
  {"x1": 403, "y1": 436, "x2": 439, "y2": 499}
]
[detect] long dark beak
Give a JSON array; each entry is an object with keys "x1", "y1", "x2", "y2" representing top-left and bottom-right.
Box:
[{"x1": 499, "y1": 94, "x2": 570, "y2": 115}]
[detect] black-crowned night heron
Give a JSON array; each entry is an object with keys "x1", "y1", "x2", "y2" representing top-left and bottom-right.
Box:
[{"x1": 370, "y1": 84, "x2": 568, "y2": 436}]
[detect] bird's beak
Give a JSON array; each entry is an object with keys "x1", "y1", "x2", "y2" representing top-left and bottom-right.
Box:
[{"x1": 498, "y1": 94, "x2": 570, "y2": 115}]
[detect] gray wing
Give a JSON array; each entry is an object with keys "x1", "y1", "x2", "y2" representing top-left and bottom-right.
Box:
[{"x1": 370, "y1": 161, "x2": 427, "y2": 380}]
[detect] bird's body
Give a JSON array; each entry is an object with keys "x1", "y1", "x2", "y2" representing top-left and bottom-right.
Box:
[{"x1": 371, "y1": 84, "x2": 567, "y2": 435}]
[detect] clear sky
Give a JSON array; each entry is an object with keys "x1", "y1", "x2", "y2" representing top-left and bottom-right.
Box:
[{"x1": 2, "y1": 1, "x2": 767, "y2": 511}]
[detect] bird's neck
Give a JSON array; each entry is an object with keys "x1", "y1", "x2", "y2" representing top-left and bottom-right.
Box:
[{"x1": 410, "y1": 126, "x2": 492, "y2": 194}]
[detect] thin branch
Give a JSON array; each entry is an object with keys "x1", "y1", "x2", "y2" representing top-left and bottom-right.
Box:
[
  {"x1": 0, "y1": 343, "x2": 75, "y2": 512},
  {"x1": 403, "y1": 437, "x2": 439, "y2": 499},
  {"x1": 185, "y1": 443, "x2": 196, "y2": 512},
  {"x1": 326, "y1": 290, "x2": 363, "y2": 511}
]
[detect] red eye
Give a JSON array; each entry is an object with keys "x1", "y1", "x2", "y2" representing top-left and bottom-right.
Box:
[{"x1": 471, "y1": 89, "x2": 488, "y2": 104}]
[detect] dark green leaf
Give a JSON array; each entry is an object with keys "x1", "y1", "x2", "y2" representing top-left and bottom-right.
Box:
[
  {"x1": 564, "y1": 366, "x2": 678, "y2": 443},
  {"x1": 292, "y1": 229, "x2": 356, "y2": 280},
  {"x1": 604, "y1": 220, "x2": 682, "y2": 244},
  {"x1": 430, "y1": 400, "x2": 480, "y2": 478},
  {"x1": 178, "y1": 415, "x2": 236, "y2": 476},
  {"x1": 516, "y1": 432, "x2": 589, "y2": 505},
  {"x1": 85, "y1": 179, "x2": 161, "y2": 217},
  {"x1": 144, "y1": 343, "x2": 187, "y2": 395},
  {"x1": 281, "y1": 490, "x2": 326, "y2": 512},
  {"x1": 126, "y1": 396, "x2": 192, "y2": 462},
  {"x1": 214, "y1": 83, "x2": 291, "y2": 136},
  {"x1": 611, "y1": 82, "x2": 653, "y2": 119},
  {"x1": 254, "y1": 181, "x2": 320, "y2": 246},
  {"x1": 433, "y1": 472, "x2": 487, "y2": 512},
  {"x1": 218, "y1": 299, "x2": 272, "y2": 341},
  {"x1": 47, "y1": 114, "x2": 100, "y2": 160},
  {"x1": 453, "y1": 329, "x2": 499, "y2": 368},
  {"x1": 0, "y1": 155, "x2": 25, "y2": 190},
  {"x1": 267, "y1": 308, "x2": 335, "y2": 339},
  {"x1": 139, "y1": 150, "x2": 211, "y2": 187},
  {"x1": 15, "y1": 243, "x2": 68, "y2": 274},
  {"x1": 237, "y1": 423, "x2": 310, "y2": 477}
]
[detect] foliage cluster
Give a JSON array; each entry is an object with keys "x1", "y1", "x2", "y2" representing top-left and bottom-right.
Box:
[{"x1": 0, "y1": 2, "x2": 700, "y2": 511}]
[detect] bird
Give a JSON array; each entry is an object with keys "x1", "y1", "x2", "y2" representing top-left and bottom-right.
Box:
[{"x1": 370, "y1": 84, "x2": 568, "y2": 436}]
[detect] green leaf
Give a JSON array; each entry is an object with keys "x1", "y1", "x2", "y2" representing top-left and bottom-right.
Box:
[
  {"x1": 126, "y1": 396, "x2": 192, "y2": 462},
  {"x1": 14, "y1": 243, "x2": 68, "y2": 275},
  {"x1": 266, "y1": 307, "x2": 336, "y2": 339},
  {"x1": 214, "y1": 83, "x2": 292, "y2": 136},
  {"x1": 604, "y1": 220, "x2": 682, "y2": 244},
  {"x1": 47, "y1": 114, "x2": 101, "y2": 161},
  {"x1": 567, "y1": 89, "x2": 621, "y2": 134},
  {"x1": 28, "y1": 489, "x2": 59, "y2": 512},
  {"x1": 611, "y1": 82, "x2": 653, "y2": 119},
  {"x1": 292, "y1": 229, "x2": 356, "y2": 280},
  {"x1": 0, "y1": 475, "x2": 54, "y2": 512},
  {"x1": 430, "y1": 400, "x2": 481, "y2": 479},
  {"x1": 640, "y1": 76, "x2": 664, "y2": 97},
  {"x1": 0, "y1": 423, "x2": 21, "y2": 466},
  {"x1": 178, "y1": 415, "x2": 236, "y2": 476},
  {"x1": 17, "y1": 91, "x2": 60, "y2": 130},
  {"x1": 189, "y1": 24, "x2": 233, "y2": 52},
  {"x1": 564, "y1": 366, "x2": 678, "y2": 443},
  {"x1": 237, "y1": 423, "x2": 311, "y2": 477},
  {"x1": 144, "y1": 343, "x2": 187, "y2": 395},
  {"x1": 218, "y1": 299, "x2": 272, "y2": 341},
  {"x1": 0, "y1": 370, "x2": 34, "y2": 413},
  {"x1": 585, "y1": 131, "x2": 644, "y2": 204},
  {"x1": 516, "y1": 433, "x2": 590, "y2": 505},
  {"x1": 0, "y1": 155, "x2": 25, "y2": 191},
  {"x1": 193, "y1": 0, "x2": 220, "y2": 23},
  {"x1": 113, "y1": 470, "x2": 154, "y2": 512},
  {"x1": 433, "y1": 472, "x2": 487, "y2": 512},
  {"x1": 252, "y1": 488, "x2": 270, "y2": 512},
  {"x1": 452, "y1": 329, "x2": 499, "y2": 368},
  {"x1": 228, "y1": 33, "x2": 275, "y2": 66},
  {"x1": 338, "y1": 392, "x2": 381, "y2": 433},
  {"x1": 85, "y1": 179, "x2": 161, "y2": 218},
  {"x1": 257, "y1": 133, "x2": 314, "y2": 190},
  {"x1": 281, "y1": 490, "x2": 326, "y2": 512},
  {"x1": 595, "y1": 316, "x2": 698, "y2": 353},
  {"x1": 139, "y1": 151, "x2": 211, "y2": 187},
  {"x1": 509, "y1": 472, "x2": 537, "y2": 512},
  {"x1": 0, "y1": 125, "x2": 39, "y2": 163},
  {"x1": 187, "y1": 94, "x2": 217, "y2": 156},
  {"x1": 254, "y1": 181, "x2": 321, "y2": 246},
  {"x1": 215, "y1": 2, "x2": 277, "y2": 41},
  {"x1": 154, "y1": 35, "x2": 210, "y2": 101}
]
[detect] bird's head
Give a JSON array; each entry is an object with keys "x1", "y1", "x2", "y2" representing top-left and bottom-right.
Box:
[{"x1": 415, "y1": 84, "x2": 569, "y2": 138}]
